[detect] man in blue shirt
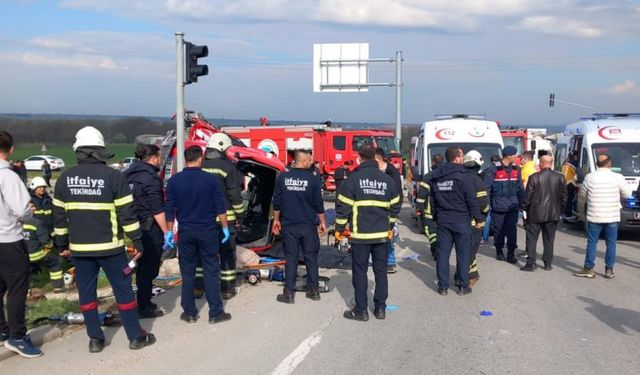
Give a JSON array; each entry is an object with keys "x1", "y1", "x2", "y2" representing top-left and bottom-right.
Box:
[
  {"x1": 272, "y1": 150, "x2": 326, "y2": 303},
  {"x1": 165, "y1": 146, "x2": 232, "y2": 324}
]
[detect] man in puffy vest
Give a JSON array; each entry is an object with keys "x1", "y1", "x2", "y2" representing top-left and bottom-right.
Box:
[{"x1": 483, "y1": 146, "x2": 524, "y2": 264}]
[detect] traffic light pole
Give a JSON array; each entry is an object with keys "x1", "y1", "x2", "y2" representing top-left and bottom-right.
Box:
[{"x1": 175, "y1": 32, "x2": 185, "y2": 172}]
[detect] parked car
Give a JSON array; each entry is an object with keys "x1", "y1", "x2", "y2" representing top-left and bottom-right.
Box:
[
  {"x1": 109, "y1": 157, "x2": 136, "y2": 171},
  {"x1": 24, "y1": 155, "x2": 66, "y2": 171}
]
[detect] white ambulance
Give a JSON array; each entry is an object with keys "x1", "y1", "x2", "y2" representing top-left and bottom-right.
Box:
[
  {"x1": 560, "y1": 113, "x2": 640, "y2": 230},
  {"x1": 414, "y1": 114, "x2": 504, "y2": 177}
]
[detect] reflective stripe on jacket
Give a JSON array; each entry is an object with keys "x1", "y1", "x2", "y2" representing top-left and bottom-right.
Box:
[
  {"x1": 335, "y1": 160, "x2": 401, "y2": 244},
  {"x1": 53, "y1": 159, "x2": 142, "y2": 257}
]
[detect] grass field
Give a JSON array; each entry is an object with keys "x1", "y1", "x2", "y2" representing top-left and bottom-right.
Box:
[{"x1": 12, "y1": 143, "x2": 135, "y2": 168}]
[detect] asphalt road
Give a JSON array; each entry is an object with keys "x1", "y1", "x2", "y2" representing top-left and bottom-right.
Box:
[{"x1": 1, "y1": 204, "x2": 639, "y2": 375}]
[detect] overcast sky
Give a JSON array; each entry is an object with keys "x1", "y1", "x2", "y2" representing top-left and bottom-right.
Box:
[{"x1": 0, "y1": 0, "x2": 639, "y2": 125}]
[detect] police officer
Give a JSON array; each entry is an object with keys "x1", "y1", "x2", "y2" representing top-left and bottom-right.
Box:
[
  {"x1": 201, "y1": 133, "x2": 246, "y2": 300},
  {"x1": 483, "y1": 145, "x2": 524, "y2": 263},
  {"x1": 272, "y1": 150, "x2": 326, "y2": 303},
  {"x1": 459, "y1": 150, "x2": 489, "y2": 286},
  {"x1": 124, "y1": 144, "x2": 168, "y2": 318},
  {"x1": 53, "y1": 126, "x2": 155, "y2": 353},
  {"x1": 165, "y1": 146, "x2": 232, "y2": 325},
  {"x1": 431, "y1": 147, "x2": 484, "y2": 296},
  {"x1": 336, "y1": 145, "x2": 401, "y2": 321},
  {"x1": 415, "y1": 154, "x2": 444, "y2": 261}
]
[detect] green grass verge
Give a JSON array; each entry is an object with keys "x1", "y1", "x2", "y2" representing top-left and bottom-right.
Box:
[
  {"x1": 11, "y1": 143, "x2": 135, "y2": 168},
  {"x1": 26, "y1": 298, "x2": 80, "y2": 329}
]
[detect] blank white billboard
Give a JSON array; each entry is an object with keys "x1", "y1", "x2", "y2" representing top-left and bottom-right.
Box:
[{"x1": 313, "y1": 43, "x2": 369, "y2": 92}]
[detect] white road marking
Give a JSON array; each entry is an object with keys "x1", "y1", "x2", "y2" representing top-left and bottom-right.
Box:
[{"x1": 270, "y1": 307, "x2": 340, "y2": 375}]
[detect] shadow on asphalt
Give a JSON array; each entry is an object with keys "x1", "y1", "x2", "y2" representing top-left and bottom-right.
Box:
[{"x1": 577, "y1": 296, "x2": 640, "y2": 334}]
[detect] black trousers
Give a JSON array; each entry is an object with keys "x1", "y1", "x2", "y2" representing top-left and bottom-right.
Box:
[
  {"x1": 195, "y1": 226, "x2": 237, "y2": 292},
  {"x1": 351, "y1": 242, "x2": 387, "y2": 312},
  {"x1": 136, "y1": 223, "x2": 163, "y2": 311},
  {"x1": 282, "y1": 224, "x2": 319, "y2": 292},
  {"x1": 0, "y1": 241, "x2": 30, "y2": 339},
  {"x1": 565, "y1": 184, "x2": 576, "y2": 217},
  {"x1": 436, "y1": 222, "x2": 472, "y2": 289},
  {"x1": 219, "y1": 226, "x2": 237, "y2": 293},
  {"x1": 492, "y1": 210, "x2": 519, "y2": 257},
  {"x1": 525, "y1": 221, "x2": 558, "y2": 263}
]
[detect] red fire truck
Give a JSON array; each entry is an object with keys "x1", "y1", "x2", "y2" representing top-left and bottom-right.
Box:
[
  {"x1": 500, "y1": 127, "x2": 554, "y2": 165},
  {"x1": 221, "y1": 120, "x2": 402, "y2": 190}
]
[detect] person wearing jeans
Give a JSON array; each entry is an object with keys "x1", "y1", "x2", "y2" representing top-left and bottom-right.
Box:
[
  {"x1": 585, "y1": 222, "x2": 618, "y2": 271},
  {"x1": 574, "y1": 154, "x2": 632, "y2": 279},
  {"x1": 0, "y1": 130, "x2": 42, "y2": 358}
]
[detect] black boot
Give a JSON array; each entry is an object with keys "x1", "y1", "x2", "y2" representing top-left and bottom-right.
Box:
[
  {"x1": 305, "y1": 286, "x2": 321, "y2": 301},
  {"x1": 89, "y1": 338, "x2": 105, "y2": 353},
  {"x1": 343, "y1": 308, "x2": 369, "y2": 322},
  {"x1": 496, "y1": 252, "x2": 505, "y2": 261},
  {"x1": 544, "y1": 261, "x2": 553, "y2": 271},
  {"x1": 373, "y1": 307, "x2": 386, "y2": 320},
  {"x1": 520, "y1": 261, "x2": 536, "y2": 272},
  {"x1": 129, "y1": 332, "x2": 156, "y2": 350},
  {"x1": 276, "y1": 288, "x2": 295, "y2": 304}
]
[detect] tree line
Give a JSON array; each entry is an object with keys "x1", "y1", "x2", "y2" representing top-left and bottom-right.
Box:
[{"x1": 0, "y1": 117, "x2": 174, "y2": 145}]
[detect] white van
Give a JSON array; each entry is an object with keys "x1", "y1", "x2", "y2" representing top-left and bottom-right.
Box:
[
  {"x1": 559, "y1": 113, "x2": 640, "y2": 230},
  {"x1": 415, "y1": 114, "x2": 504, "y2": 178}
]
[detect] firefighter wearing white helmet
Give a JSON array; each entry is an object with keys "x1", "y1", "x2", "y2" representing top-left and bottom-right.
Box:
[
  {"x1": 53, "y1": 126, "x2": 156, "y2": 352},
  {"x1": 27, "y1": 175, "x2": 67, "y2": 292},
  {"x1": 196, "y1": 132, "x2": 245, "y2": 299},
  {"x1": 456, "y1": 150, "x2": 489, "y2": 287}
]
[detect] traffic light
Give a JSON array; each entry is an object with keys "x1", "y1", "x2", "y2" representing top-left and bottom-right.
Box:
[
  {"x1": 549, "y1": 93, "x2": 555, "y2": 107},
  {"x1": 185, "y1": 42, "x2": 208, "y2": 84}
]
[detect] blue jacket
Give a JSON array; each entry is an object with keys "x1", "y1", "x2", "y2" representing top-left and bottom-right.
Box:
[
  {"x1": 483, "y1": 162, "x2": 524, "y2": 213},
  {"x1": 165, "y1": 167, "x2": 226, "y2": 232},
  {"x1": 124, "y1": 160, "x2": 165, "y2": 227},
  {"x1": 272, "y1": 168, "x2": 324, "y2": 226},
  {"x1": 431, "y1": 163, "x2": 483, "y2": 224}
]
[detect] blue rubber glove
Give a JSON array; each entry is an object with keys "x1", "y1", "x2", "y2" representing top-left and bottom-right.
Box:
[
  {"x1": 163, "y1": 231, "x2": 174, "y2": 249},
  {"x1": 222, "y1": 227, "x2": 230, "y2": 244}
]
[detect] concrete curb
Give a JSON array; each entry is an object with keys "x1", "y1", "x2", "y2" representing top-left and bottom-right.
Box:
[{"x1": 0, "y1": 325, "x2": 62, "y2": 361}]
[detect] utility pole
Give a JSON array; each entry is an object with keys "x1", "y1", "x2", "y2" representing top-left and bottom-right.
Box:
[{"x1": 175, "y1": 32, "x2": 185, "y2": 172}]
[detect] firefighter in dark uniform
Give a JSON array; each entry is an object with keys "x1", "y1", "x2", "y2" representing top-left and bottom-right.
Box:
[
  {"x1": 29, "y1": 177, "x2": 54, "y2": 237},
  {"x1": 272, "y1": 150, "x2": 326, "y2": 303},
  {"x1": 53, "y1": 126, "x2": 156, "y2": 353},
  {"x1": 456, "y1": 150, "x2": 489, "y2": 286},
  {"x1": 22, "y1": 216, "x2": 65, "y2": 292},
  {"x1": 124, "y1": 144, "x2": 168, "y2": 318},
  {"x1": 415, "y1": 154, "x2": 444, "y2": 260},
  {"x1": 483, "y1": 145, "x2": 524, "y2": 263},
  {"x1": 336, "y1": 145, "x2": 401, "y2": 321},
  {"x1": 201, "y1": 133, "x2": 246, "y2": 299},
  {"x1": 431, "y1": 147, "x2": 484, "y2": 296},
  {"x1": 334, "y1": 160, "x2": 350, "y2": 192}
]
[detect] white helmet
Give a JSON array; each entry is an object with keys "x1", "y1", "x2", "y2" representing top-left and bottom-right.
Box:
[
  {"x1": 463, "y1": 150, "x2": 484, "y2": 168},
  {"x1": 73, "y1": 126, "x2": 105, "y2": 151},
  {"x1": 30, "y1": 176, "x2": 47, "y2": 190},
  {"x1": 207, "y1": 133, "x2": 232, "y2": 152}
]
